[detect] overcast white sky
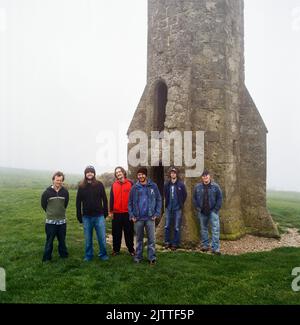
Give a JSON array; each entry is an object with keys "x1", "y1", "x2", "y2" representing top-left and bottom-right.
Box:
[{"x1": 0, "y1": 0, "x2": 300, "y2": 191}]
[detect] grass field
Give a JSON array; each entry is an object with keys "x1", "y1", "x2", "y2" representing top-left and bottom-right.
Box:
[
  {"x1": 267, "y1": 191, "x2": 300, "y2": 233},
  {"x1": 0, "y1": 168, "x2": 300, "y2": 304}
]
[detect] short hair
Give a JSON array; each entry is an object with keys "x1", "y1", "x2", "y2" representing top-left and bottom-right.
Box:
[
  {"x1": 137, "y1": 167, "x2": 148, "y2": 176},
  {"x1": 201, "y1": 169, "x2": 210, "y2": 177},
  {"x1": 114, "y1": 166, "x2": 127, "y2": 178},
  {"x1": 168, "y1": 166, "x2": 179, "y2": 175},
  {"x1": 52, "y1": 171, "x2": 65, "y2": 181}
]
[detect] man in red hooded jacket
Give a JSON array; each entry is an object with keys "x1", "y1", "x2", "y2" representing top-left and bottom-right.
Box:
[{"x1": 109, "y1": 166, "x2": 135, "y2": 256}]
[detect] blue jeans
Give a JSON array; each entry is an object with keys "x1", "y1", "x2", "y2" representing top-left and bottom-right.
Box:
[
  {"x1": 197, "y1": 211, "x2": 220, "y2": 252},
  {"x1": 134, "y1": 220, "x2": 156, "y2": 262},
  {"x1": 43, "y1": 223, "x2": 68, "y2": 261},
  {"x1": 83, "y1": 215, "x2": 108, "y2": 261},
  {"x1": 164, "y1": 209, "x2": 182, "y2": 247}
]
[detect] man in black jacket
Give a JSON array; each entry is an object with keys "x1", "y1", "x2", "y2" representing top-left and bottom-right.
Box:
[
  {"x1": 76, "y1": 166, "x2": 109, "y2": 261},
  {"x1": 41, "y1": 171, "x2": 69, "y2": 262},
  {"x1": 163, "y1": 167, "x2": 187, "y2": 250}
]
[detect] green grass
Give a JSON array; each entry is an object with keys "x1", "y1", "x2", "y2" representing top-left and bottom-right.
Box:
[
  {"x1": 0, "y1": 170, "x2": 300, "y2": 304},
  {"x1": 267, "y1": 191, "x2": 300, "y2": 233}
]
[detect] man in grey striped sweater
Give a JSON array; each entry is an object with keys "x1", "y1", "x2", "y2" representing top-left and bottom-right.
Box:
[{"x1": 41, "y1": 171, "x2": 69, "y2": 262}]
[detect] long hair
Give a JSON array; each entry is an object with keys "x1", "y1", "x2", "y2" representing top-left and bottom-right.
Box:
[
  {"x1": 79, "y1": 176, "x2": 99, "y2": 188},
  {"x1": 114, "y1": 166, "x2": 127, "y2": 178}
]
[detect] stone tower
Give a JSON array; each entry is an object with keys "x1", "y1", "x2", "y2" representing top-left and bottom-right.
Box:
[{"x1": 128, "y1": 0, "x2": 279, "y2": 246}]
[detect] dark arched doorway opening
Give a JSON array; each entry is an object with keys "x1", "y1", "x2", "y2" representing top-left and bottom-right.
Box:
[
  {"x1": 151, "y1": 81, "x2": 168, "y2": 221},
  {"x1": 153, "y1": 81, "x2": 168, "y2": 132}
]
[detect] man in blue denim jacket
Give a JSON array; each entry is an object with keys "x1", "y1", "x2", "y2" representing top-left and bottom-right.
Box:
[
  {"x1": 193, "y1": 170, "x2": 223, "y2": 255},
  {"x1": 128, "y1": 167, "x2": 162, "y2": 265}
]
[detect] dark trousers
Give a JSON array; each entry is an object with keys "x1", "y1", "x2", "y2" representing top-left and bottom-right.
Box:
[
  {"x1": 43, "y1": 223, "x2": 68, "y2": 261},
  {"x1": 112, "y1": 213, "x2": 134, "y2": 253}
]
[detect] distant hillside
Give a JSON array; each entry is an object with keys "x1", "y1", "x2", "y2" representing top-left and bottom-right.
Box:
[
  {"x1": 267, "y1": 190, "x2": 300, "y2": 202},
  {"x1": 0, "y1": 167, "x2": 82, "y2": 189}
]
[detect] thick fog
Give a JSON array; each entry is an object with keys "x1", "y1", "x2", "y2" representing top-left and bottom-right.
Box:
[{"x1": 0, "y1": 0, "x2": 299, "y2": 191}]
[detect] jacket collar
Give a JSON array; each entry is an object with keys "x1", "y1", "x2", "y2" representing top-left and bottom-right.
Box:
[
  {"x1": 136, "y1": 178, "x2": 153, "y2": 187},
  {"x1": 169, "y1": 179, "x2": 179, "y2": 185},
  {"x1": 116, "y1": 178, "x2": 129, "y2": 185}
]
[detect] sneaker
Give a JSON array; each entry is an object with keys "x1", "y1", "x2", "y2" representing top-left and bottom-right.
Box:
[
  {"x1": 84, "y1": 258, "x2": 93, "y2": 262},
  {"x1": 149, "y1": 259, "x2": 156, "y2": 265},
  {"x1": 129, "y1": 251, "x2": 135, "y2": 257},
  {"x1": 42, "y1": 258, "x2": 51, "y2": 263},
  {"x1": 99, "y1": 255, "x2": 109, "y2": 261},
  {"x1": 134, "y1": 258, "x2": 142, "y2": 263},
  {"x1": 164, "y1": 243, "x2": 171, "y2": 249},
  {"x1": 200, "y1": 247, "x2": 209, "y2": 253},
  {"x1": 111, "y1": 251, "x2": 120, "y2": 257},
  {"x1": 212, "y1": 251, "x2": 221, "y2": 256},
  {"x1": 171, "y1": 246, "x2": 177, "y2": 251}
]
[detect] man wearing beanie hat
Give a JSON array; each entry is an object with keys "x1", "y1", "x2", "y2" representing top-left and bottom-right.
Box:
[
  {"x1": 193, "y1": 170, "x2": 223, "y2": 255},
  {"x1": 84, "y1": 165, "x2": 96, "y2": 175},
  {"x1": 163, "y1": 167, "x2": 187, "y2": 250},
  {"x1": 76, "y1": 165, "x2": 109, "y2": 261},
  {"x1": 136, "y1": 167, "x2": 148, "y2": 176},
  {"x1": 128, "y1": 167, "x2": 162, "y2": 265}
]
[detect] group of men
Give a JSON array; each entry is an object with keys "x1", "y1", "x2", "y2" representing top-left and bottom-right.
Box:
[{"x1": 41, "y1": 165, "x2": 223, "y2": 264}]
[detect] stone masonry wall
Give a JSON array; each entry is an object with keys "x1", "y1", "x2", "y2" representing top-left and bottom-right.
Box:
[{"x1": 128, "y1": 0, "x2": 279, "y2": 245}]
